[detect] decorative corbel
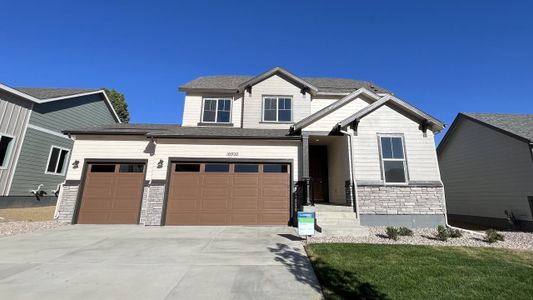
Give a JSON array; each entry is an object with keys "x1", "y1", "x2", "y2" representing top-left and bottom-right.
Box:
[
  {"x1": 300, "y1": 86, "x2": 310, "y2": 95},
  {"x1": 420, "y1": 119, "x2": 429, "y2": 137},
  {"x1": 245, "y1": 85, "x2": 252, "y2": 94},
  {"x1": 351, "y1": 119, "x2": 360, "y2": 135}
]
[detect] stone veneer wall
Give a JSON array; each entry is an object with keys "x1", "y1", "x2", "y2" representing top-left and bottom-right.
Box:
[
  {"x1": 56, "y1": 184, "x2": 80, "y2": 223},
  {"x1": 138, "y1": 182, "x2": 166, "y2": 226},
  {"x1": 357, "y1": 184, "x2": 446, "y2": 227}
]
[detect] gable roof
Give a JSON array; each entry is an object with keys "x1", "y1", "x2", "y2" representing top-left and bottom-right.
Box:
[
  {"x1": 0, "y1": 83, "x2": 121, "y2": 123},
  {"x1": 13, "y1": 88, "x2": 99, "y2": 100},
  {"x1": 438, "y1": 113, "x2": 533, "y2": 154},
  {"x1": 290, "y1": 87, "x2": 445, "y2": 133},
  {"x1": 236, "y1": 67, "x2": 318, "y2": 94},
  {"x1": 178, "y1": 68, "x2": 389, "y2": 94},
  {"x1": 461, "y1": 113, "x2": 533, "y2": 141}
]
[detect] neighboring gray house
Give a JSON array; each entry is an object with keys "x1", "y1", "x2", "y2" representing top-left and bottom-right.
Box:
[
  {"x1": 0, "y1": 83, "x2": 120, "y2": 206},
  {"x1": 438, "y1": 113, "x2": 533, "y2": 231}
]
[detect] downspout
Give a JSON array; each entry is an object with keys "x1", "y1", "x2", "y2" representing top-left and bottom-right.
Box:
[
  {"x1": 339, "y1": 129, "x2": 359, "y2": 218},
  {"x1": 441, "y1": 182, "x2": 483, "y2": 235}
]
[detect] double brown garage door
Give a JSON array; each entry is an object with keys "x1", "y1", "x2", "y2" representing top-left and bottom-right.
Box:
[
  {"x1": 165, "y1": 162, "x2": 290, "y2": 225},
  {"x1": 77, "y1": 161, "x2": 290, "y2": 225}
]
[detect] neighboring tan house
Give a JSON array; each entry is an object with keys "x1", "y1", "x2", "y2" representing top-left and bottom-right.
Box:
[
  {"x1": 438, "y1": 113, "x2": 533, "y2": 231},
  {"x1": 0, "y1": 83, "x2": 120, "y2": 209},
  {"x1": 56, "y1": 67, "x2": 446, "y2": 232}
]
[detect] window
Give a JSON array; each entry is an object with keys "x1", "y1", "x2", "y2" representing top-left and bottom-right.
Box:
[
  {"x1": 91, "y1": 164, "x2": 116, "y2": 172},
  {"x1": 263, "y1": 164, "x2": 288, "y2": 173},
  {"x1": 119, "y1": 164, "x2": 144, "y2": 173},
  {"x1": 202, "y1": 98, "x2": 231, "y2": 123},
  {"x1": 205, "y1": 163, "x2": 230, "y2": 172},
  {"x1": 263, "y1": 97, "x2": 292, "y2": 122},
  {"x1": 0, "y1": 134, "x2": 14, "y2": 169},
  {"x1": 46, "y1": 146, "x2": 70, "y2": 175},
  {"x1": 175, "y1": 164, "x2": 200, "y2": 172},
  {"x1": 379, "y1": 136, "x2": 407, "y2": 183},
  {"x1": 234, "y1": 164, "x2": 259, "y2": 173}
]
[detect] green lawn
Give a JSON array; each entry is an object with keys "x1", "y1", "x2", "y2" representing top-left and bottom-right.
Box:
[{"x1": 305, "y1": 244, "x2": 533, "y2": 300}]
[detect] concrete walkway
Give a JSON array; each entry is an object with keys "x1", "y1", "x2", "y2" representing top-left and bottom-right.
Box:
[{"x1": 0, "y1": 225, "x2": 322, "y2": 299}]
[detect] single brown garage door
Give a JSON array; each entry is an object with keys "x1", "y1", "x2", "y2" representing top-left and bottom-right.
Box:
[
  {"x1": 77, "y1": 163, "x2": 145, "y2": 224},
  {"x1": 165, "y1": 162, "x2": 290, "y2": 225}
]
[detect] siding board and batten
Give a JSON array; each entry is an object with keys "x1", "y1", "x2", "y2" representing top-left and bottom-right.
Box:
[{"x1": 0, "y1": 90, "x2": 32, "y2": 195}]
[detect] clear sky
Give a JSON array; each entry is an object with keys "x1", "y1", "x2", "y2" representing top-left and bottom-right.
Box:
[{"x1": 1, "y1": 0, "x2": 532, "y2": 143}]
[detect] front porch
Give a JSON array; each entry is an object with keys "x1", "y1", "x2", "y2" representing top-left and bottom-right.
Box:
[{"x1": 299, "y1": 134, "x2": 367, "y2": 236}]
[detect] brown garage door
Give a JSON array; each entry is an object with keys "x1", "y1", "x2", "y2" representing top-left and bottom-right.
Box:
[
  {"x1": 165, "y1": 162, "x2": 290, "y2": 225},
  {"x1": 77, "y1": 163, "x2": 145, "y2": 224}
]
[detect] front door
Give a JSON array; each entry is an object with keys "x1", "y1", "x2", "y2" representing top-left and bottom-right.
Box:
[{"x1": 309, "y1": 146, "x2": 329, "y2": 202}]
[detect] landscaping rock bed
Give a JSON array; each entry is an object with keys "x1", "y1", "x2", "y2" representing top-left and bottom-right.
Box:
[
  {"x1": 0, "y1": 220, "x2": 65, "y2": 238},
  {"x1": 308, "y1": 227, "x2": 533, "y2": 251}
]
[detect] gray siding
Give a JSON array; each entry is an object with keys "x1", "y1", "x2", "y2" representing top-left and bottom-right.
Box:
[
  {"x1": 30, "y1": 94, "x2": 116, "y2": 132},
  {"x1": 0, "y1": 90, "x2": 32, "y2": 195},
  {"x1": 9, "y1": 127, "x2": 73, "y2": 196},
  {"x1": 439, "y1": 118, "x2": 533, "y2": 222}
]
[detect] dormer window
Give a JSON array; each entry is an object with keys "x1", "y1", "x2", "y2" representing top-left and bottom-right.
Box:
[
  {"x1": 202, "y1": 98, "x2": 231, "y2": 123},
  {"x1": 263, "y1": 96, "x2": 292, "y2": 122}
]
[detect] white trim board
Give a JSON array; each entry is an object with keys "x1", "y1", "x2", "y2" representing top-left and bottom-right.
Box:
[{"x1": 27, "y1": 124, "x2": 72, "y2": 140}]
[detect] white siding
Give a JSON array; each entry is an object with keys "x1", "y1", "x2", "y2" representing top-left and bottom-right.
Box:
[
  {"x1": 352, "y1": 104, "x2": 441, "y2": 182},
  {"x1": 304, "y1": 97, "x2": 370, "y2": 131},
  {"x1": 181, "y1": 94, "x2": 240, "y2": 127},
  {"x1": 242, "y1": 75, "x2": 311, "y2": 129},
  {"x1": 324, "y1": 137, "x2": 350, "y2": 203},
  {"x1": 311, "y1": 98, "x2": 338, "y2": 114},
  {"x1": 439, "y1": 118, "x2": 533, "y2": 221},
  {"x1": 67, "y1": 136, "x2": 300, "y2": 182}
]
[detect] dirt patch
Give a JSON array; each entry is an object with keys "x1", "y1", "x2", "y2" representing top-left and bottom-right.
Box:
[{"x1": 0, "y1": 206, "x2": 55, "y2": 222}]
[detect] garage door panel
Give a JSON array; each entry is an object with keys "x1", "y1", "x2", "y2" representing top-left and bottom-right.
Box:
[
  {"x1": 232, "y1": 199, "x2": 258, "y2": 209},
  {"x1": 165, "y1": 162, "x2": 290, "y2": 225},
  {"x1": 77, "y1": 163, "x2": 145, "y2": 224}
]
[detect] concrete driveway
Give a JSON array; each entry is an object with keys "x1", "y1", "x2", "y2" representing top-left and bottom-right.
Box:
[{"x1": 0, "y1": 225, "x2": 322, "y2": 299}]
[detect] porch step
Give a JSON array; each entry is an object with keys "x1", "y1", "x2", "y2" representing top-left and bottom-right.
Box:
[{"x1": 303, "y1": 205, "x2": 368, "y2": 237}]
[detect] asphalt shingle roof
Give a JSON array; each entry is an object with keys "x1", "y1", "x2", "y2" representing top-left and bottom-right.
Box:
[
  {"x1": 179, "y1": 75, "x2": 389, "y2": 94},
  {"x1": 64, "y1": 124, "x2": 297, "y2": 139},
  {"x1": 14, "y1": 87, "x2": 99, "y2": 99},
  {"x1": 463, "y1": 113, "x2": 533, "y2": 142}
]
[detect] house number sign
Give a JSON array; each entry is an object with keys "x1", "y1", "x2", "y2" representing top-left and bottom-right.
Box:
[{"x1": 226, "y1": 152, "x2": 239, "y2": 156}]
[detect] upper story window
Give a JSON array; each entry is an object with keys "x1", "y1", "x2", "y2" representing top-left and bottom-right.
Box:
[
  {"x1": 202, "y1": 98, "x2": 231, "y2": 123},
  {"x1": 379, "y1": 135, "x2": 408, "y2": 184},
  {"x1": 46, "y1": 146, "x2": 70, "y2": 175},
  {"x1": 263, "y1": 96, "x2": 292, "y2": 122},
  {"x1": 0, "y1": 134, "x2": 15, "y2": 169}
]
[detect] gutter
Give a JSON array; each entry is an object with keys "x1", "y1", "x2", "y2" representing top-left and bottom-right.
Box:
[{"x1": 339, "y1": 129, "x2": 359, "y2": 217}]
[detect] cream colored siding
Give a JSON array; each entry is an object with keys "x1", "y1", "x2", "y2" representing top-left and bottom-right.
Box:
[
  {"x1": 67, "y1": 136, "x2": 300, "y2": 182},
  {"x1": 439, "y1": 118, "x2": 533, "y2": 221},
  {"x1": 181, "y1": 94, "x2": 202, "y2": 126},
  {"x1": 353, "y1": 104, "x2": 441, "y2": 182},
  {"x1": 304, "y1": 97, "x2": 370, "y2": 132},
  {"x1": 242, "y1": 75, "x2": 311, "y2": 129},
  {"x1": 0, "y1": 90, "x2": 32, "y2": 195},
  {"x1": 182, "y1": 94, "x2": 241, "y2": 127},
  {"x1": 311, "y1": 98, "x2": 338, "y2": 114}
]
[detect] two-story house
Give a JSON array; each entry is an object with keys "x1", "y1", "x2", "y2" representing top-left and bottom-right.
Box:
[
  {"x1": 0, "y1": 83, "x2": 120, "y2": 212},
  {"x1": 56, "y1": 67, "x2": 446, "y2": 232}
]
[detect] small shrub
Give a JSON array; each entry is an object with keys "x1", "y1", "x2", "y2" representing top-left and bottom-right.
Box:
[
  {"x1": 448, "y1": 228, "x2": 463, "y2": 238},
  {"x1": 398, "y1": 227, "x2": 414, "y2": 236},
  {"x1": 386, "y1": 227, "x2": 399, "y2": 241},
  {"x1": 436, "y1": 225, "x2": 449, "y2": 241},
  {"x1": 485, "y1": 229, "x2": 505, "y2": 243}
]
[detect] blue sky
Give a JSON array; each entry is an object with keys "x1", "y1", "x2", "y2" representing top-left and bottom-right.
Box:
[{"x1": 1, "y1": 0, "x2": 532, "y2": 143}]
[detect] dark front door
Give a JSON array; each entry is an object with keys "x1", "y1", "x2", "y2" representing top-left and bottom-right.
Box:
[{"x1": 309, "y1": 146, "x2": 329, "y2": 202}]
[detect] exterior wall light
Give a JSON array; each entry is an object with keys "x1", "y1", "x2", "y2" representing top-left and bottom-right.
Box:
[
  {"x1": 72, "y1": 160, "x2": 80, "y2": 168},
  {"x1": 157, "y1": 159, "x2": 164, "y2": 168}
]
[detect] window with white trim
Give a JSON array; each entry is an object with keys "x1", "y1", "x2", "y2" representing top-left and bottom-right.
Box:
[
  {"x1": 0, "y1": 134, "x2": 15, "y2": 169},
  {"x1": 379, "y1": 136, "x2": 408, "y2": 183},
  {"x1": 46, "y1": 146, "x2": 70, "y2": 175},
  {"x1": 263, "y1": 96, "x2": 292, "y2": 122},
  {"x1": 202, "y1": 98, "x2": 231, "y2": 123}
]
